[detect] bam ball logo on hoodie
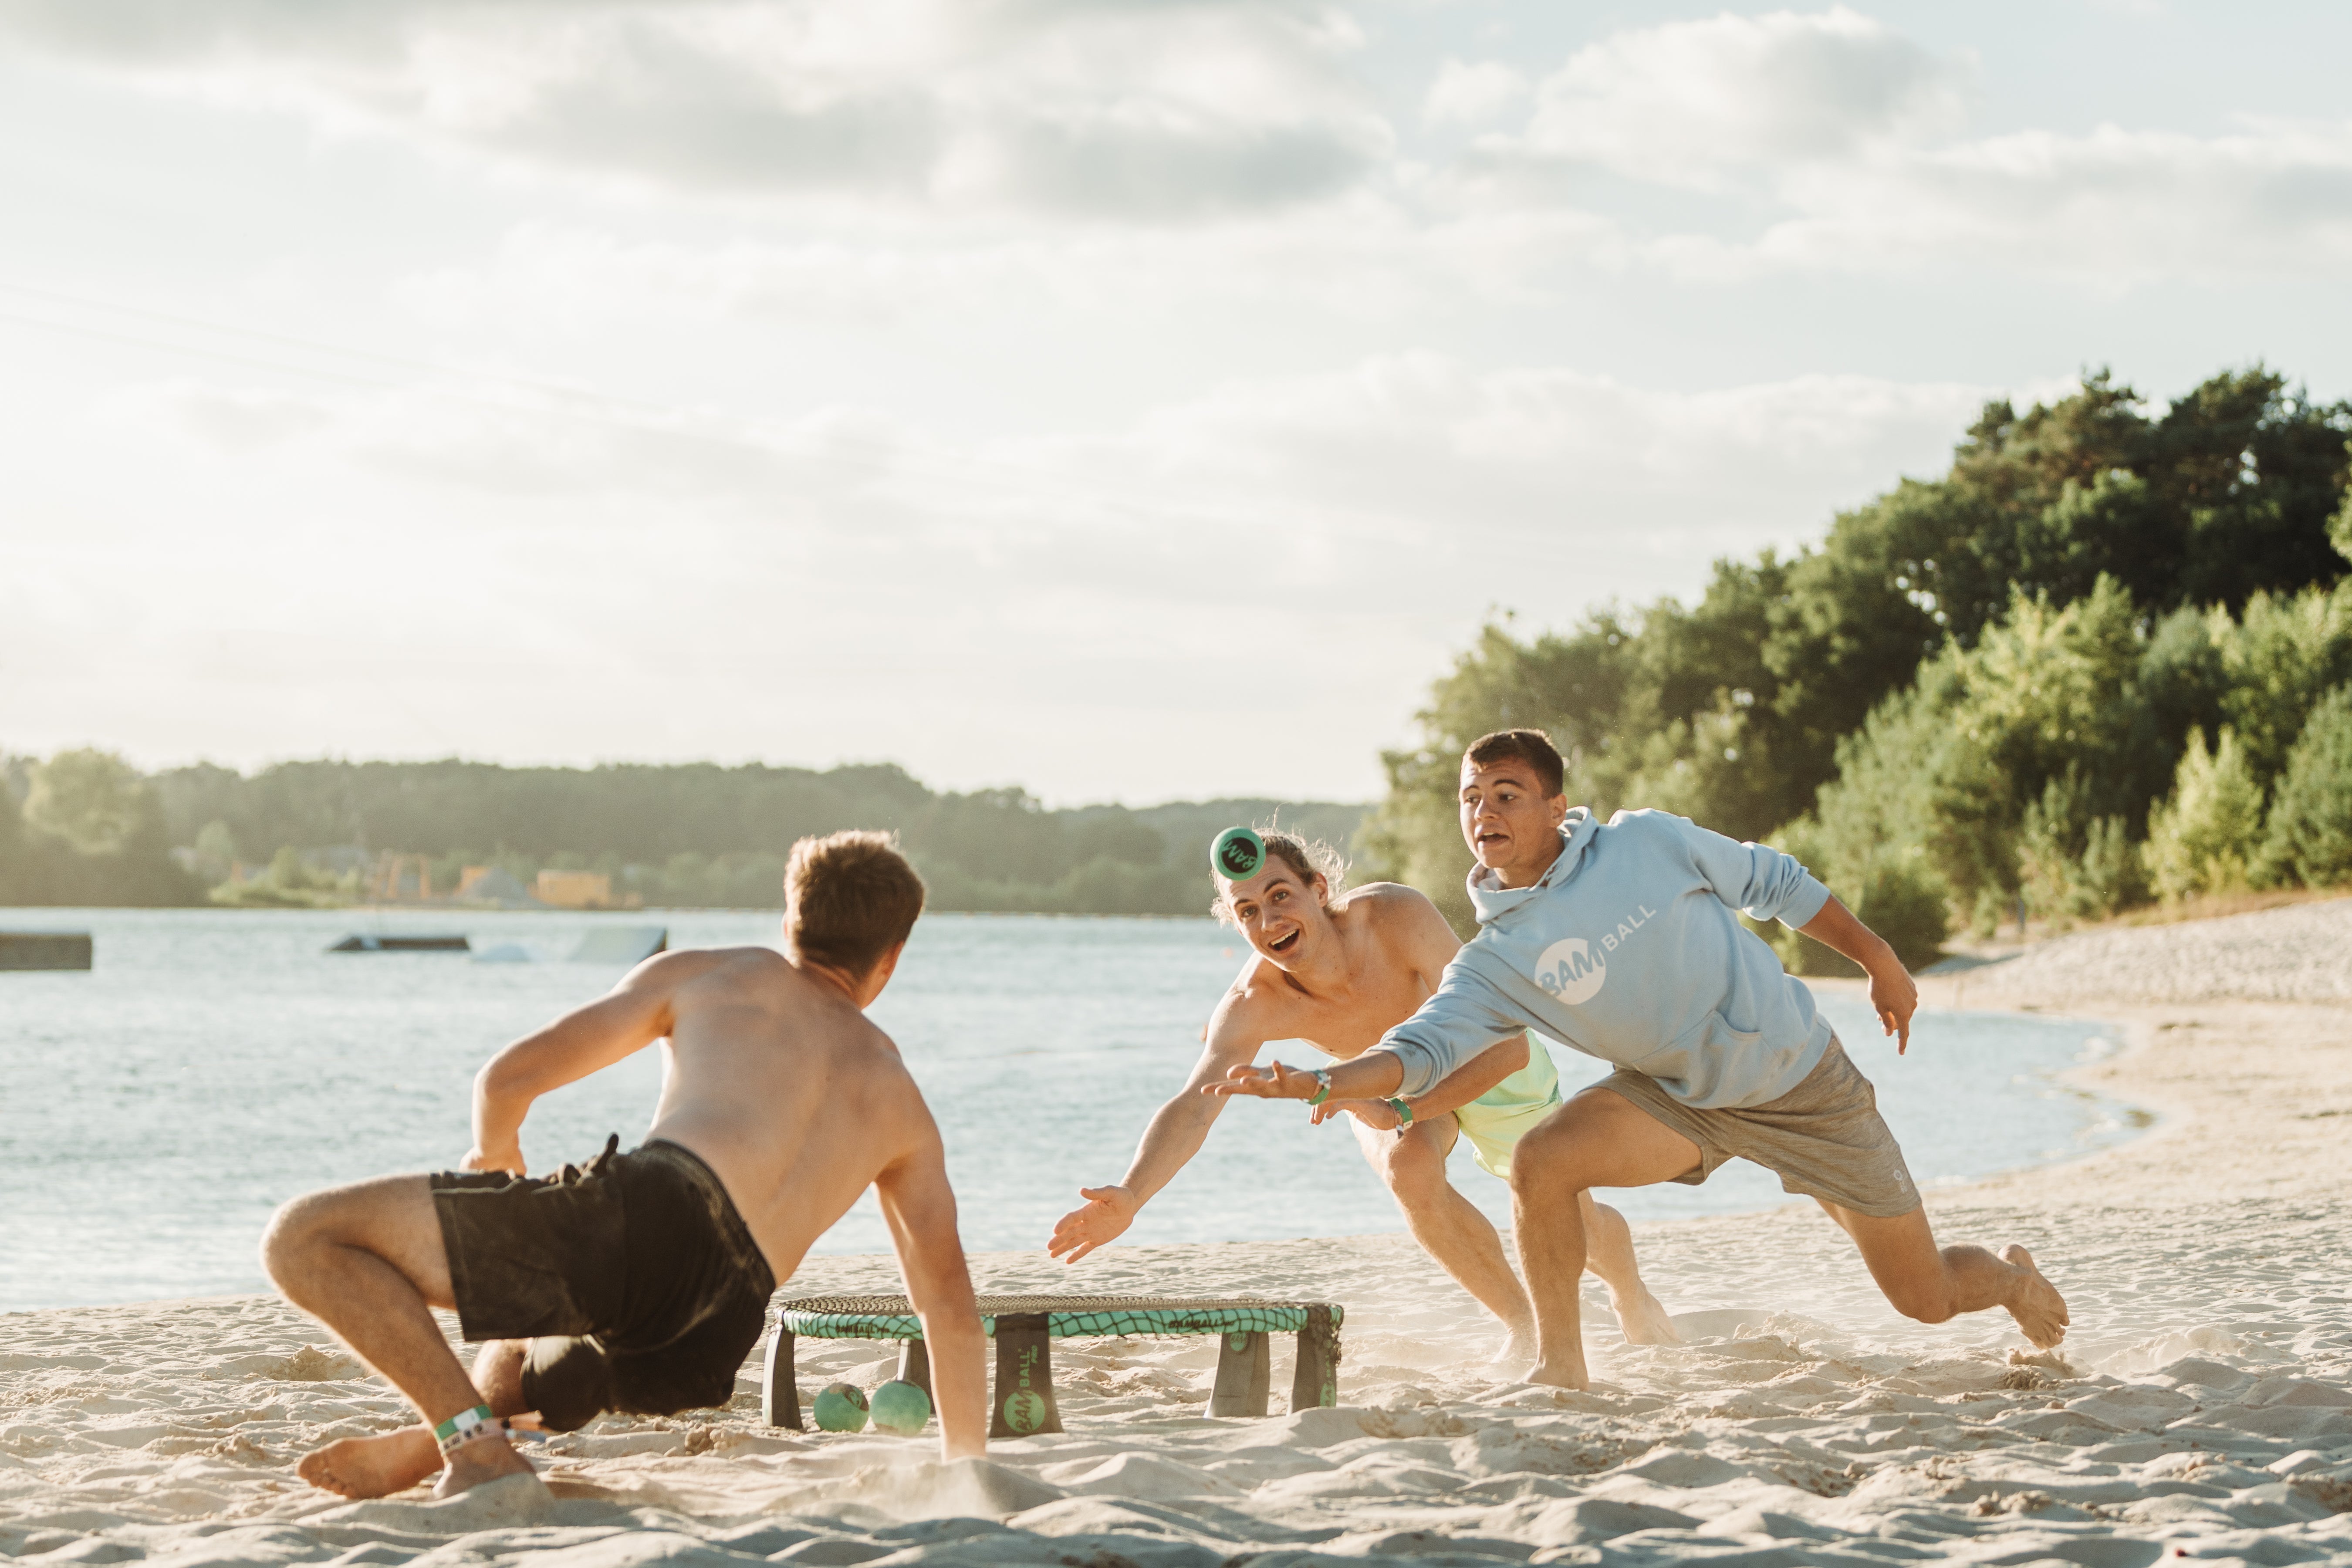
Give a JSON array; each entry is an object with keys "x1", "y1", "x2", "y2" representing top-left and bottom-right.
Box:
[{"x1": 1534, "y1": 937, "x2": 1607, "y2": 1004}]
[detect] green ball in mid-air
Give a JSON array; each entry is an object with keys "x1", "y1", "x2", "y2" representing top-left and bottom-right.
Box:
[
  {"x1": 813, "y1": 1381, "x2": 869, "y2": 1433},
  {"x1": 869, "y1": 1379, "x2": 932, "y2": 1435},
  {"x1": 1211, "y1": 826, "x2": 1264, "y2": 881}
]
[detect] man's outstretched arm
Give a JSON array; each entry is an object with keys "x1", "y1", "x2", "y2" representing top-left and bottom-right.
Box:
[
  {"x1": 1317, "y1": 1033, "x2": 1529, "y2": 1129},
  {"x1": 875, "y1": 1123, "x2": 987, "y2": 1460},
  {"x1": 469, "y1": 951, "x2": 710, "y2": 1173},
  {"x1": 1047, "y1": 998, "x2": 1263, "y2": 1263}
]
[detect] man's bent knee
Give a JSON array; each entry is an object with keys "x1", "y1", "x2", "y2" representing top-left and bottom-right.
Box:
[
  {"x1": 1374, "y1": 1138, "x2": 1451, "y2": 1207},
  {"x1": 1510, "y1": 1118, "x2": 1590, "y2": 1191},
  {"x1": 260, "y1": 1190, "x2": 335, "y2": 1292}
]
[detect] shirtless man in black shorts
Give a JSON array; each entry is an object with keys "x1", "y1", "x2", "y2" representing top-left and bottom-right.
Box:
[{"x1": 262, "y1": 831, "x2": 986, "y2": 1498}]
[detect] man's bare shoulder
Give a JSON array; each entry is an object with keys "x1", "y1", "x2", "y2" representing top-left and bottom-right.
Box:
[
  {"x1": 1221, "y1": 953, "x2": 1306, "y2": 1026},
  {"x1": 1331, "y1": 881, "x2": 1440, "y2": 920}
]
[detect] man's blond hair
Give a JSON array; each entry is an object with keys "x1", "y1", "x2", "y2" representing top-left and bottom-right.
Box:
[{"x1": 784, "y1": 831, "x2": 926, "y2": 977}]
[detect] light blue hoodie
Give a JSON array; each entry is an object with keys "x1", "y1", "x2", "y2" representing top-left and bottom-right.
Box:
[{"x1": 1375, "y1": 808, "x2": 1835, "y2": 1109}]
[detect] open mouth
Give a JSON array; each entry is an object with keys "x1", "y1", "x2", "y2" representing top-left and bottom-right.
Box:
[
  {"x1": 1267, "y1": 929, "x2": 1301, "y2": 955},
  {"x1": 1476, "y1": 831, "x2": 1509, "y2": 850}
]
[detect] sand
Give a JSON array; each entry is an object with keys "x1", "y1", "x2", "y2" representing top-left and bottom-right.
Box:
[{"x1": 6, "y1": 898, "x2": 2350, "y2": 1567}]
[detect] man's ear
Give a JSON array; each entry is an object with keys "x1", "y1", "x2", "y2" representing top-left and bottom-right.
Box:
[{"x1": 1547, "y1": 791, "x2": 1569, "y2": 827}]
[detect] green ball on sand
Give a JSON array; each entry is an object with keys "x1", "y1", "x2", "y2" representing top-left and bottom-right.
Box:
[
  {"x1": 869, "y1": 1379, "x2": 932, "y2": 1435},
  {"x1": 813, "y1": 1381, "x2": 869, "y2": 1433}
]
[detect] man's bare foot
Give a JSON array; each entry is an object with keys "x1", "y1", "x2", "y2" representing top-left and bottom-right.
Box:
[
  {"x1": 2000, "y1": 1244, "x2": 2069, "y2": 1348},
  {"x1": 298, "y1": 1426, "x2": 442, "y2": 1499},
  {"x1": 1610, "y1": 1288, "x2": 1680, "y2": 1345},
  {"x1": 1521, "y1": 1357, "x2": 1591, "y2": 1391},
  {"x1": 432, "y1": 1434, "x2": 540, "y2": 1499}
]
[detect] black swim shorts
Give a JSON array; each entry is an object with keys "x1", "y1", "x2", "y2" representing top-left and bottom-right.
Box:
[{"x1": 429, "y1": 1136, "x2": 777, "y2": 1431}]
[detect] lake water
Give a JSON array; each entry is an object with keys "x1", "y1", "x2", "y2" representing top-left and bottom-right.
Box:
[{"x1": 0, "y1": 908, "x2": 2146, "y2": 1313}]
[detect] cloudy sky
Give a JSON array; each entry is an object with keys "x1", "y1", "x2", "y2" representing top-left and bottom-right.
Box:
[{"x1": 3, "y1": 2, "x2": 2348, "y2": 804}]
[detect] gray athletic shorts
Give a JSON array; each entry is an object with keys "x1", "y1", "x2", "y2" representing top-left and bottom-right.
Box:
[{"x1": 1599, "y1": 1036, "x2": 1922, "y2": 1218}]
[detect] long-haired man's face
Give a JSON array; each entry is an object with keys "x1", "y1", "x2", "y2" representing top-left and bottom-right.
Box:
[{"x1": 1224, "y1": 863, "x2": 1329, "y2": 967}]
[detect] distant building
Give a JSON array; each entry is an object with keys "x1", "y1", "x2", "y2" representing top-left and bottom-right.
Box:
[
  {"x1": 457, "y1": 866, "x2": 540, "y2": 908},
  {"x1": 536, "y1": 869, "x2": 614, "y2": 909},
  {"x1": 369, "y1": 852, "x2": 434, "y2": 903}
]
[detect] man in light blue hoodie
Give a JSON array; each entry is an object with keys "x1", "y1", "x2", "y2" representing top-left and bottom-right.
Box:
[{"x1": 1211, "y1": 728, "x2": 2069, "y2": 1390}]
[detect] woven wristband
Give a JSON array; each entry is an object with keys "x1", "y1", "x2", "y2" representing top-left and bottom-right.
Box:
[
  {"x1": 434, "y1": 1404, "x2": 502, "y2": 1458},
  {"x1": 1307, "y1": 1071, "x2": 1331, "y2": 1107}
]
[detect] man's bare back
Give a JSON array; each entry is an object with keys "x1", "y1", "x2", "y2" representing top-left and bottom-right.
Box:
[{"x1": 617, "y1": 946, "x2": 943, "y2": 1281}]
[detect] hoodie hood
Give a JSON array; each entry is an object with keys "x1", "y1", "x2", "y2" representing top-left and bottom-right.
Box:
[{"x1": 1466, "y1": 808, "x2": 1598, "y2": 926}]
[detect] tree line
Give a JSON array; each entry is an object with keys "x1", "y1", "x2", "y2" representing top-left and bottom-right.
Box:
[
  {"x1": 1362, "y1": 366, "x2": 2352, "y2": 967},
  {"x1": 0, "y1": 748, "x2": 1363, "y2": 916}
]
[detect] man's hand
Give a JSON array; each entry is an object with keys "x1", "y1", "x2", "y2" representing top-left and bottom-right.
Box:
[
  {"x1": 1314, "y1": 1098, "x2": 1400, "y2": 1131},
  {"x1": 1204, "y1": 1061, "x2": 1322, "y2": 1100},
  {"x1": 462, "y1": 1145, "x2": 525, "y2": 1176},
  {"x1": 1867, "y1": 957, "x2": 1919, "y2": 1053},
  {"x1": 1047, "y1": 1185, "x2": 1138, "y2": 1264},
  {"x1": 1796, "y1": 895, "x2": 1920, "y2": 1054}
]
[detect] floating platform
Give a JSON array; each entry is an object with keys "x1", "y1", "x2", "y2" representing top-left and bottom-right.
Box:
[
  {"x1": 327, "y1": 934, "x2": 470, "y2": 953},
  {"x1": 0, "y1": 933, "x2": 93, "y2": 971},
  {"x1": 570, "y1": 926, "x2": 667, "y2": 966}
]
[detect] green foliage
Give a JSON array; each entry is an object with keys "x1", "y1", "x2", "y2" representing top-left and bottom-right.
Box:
[
  {"x1": 2213, "y1": 583, "x2": 2352, "y2": 789},
  {"x1": 2018, "y1": 774, "x2": 2146, "y2": 930},
  {"x1": 25, "y1": 749, "x2": 149, "y2": 855},
  {"x1": 148, "y1": 759, "x2": 1363, "y2": 915},
  {"x1": 0, "y1": 749, "x2": 202, "y2": 907},
  {"x1": 1373, "y1": 369, "x2": 2342, "y2": 931},
  {"x1": 2335, "y1": 441, "x2": 2352, "y2": 565},
  {"x1": 1373, "y1": 365, "x2": 2352, "y2": 948},
  {"x1": 2261, "y1": 686, "x2": 2352, "y2": 887},
  {"x1": 1782, "y1": 576, "x2": 2165, "y2": 931},
  {"x1": 2144, "y1": 728, "x2": 2267, "y2": 900}
]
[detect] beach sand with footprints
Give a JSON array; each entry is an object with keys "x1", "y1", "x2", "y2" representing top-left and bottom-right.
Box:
[{"x1": 5, "y1": 899, "x2": 2350, "y2": 1567}]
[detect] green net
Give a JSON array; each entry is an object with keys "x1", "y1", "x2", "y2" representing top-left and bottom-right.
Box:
[{"x1": 776, "y1": 1293, "x2": 1344, "y2": 1342}]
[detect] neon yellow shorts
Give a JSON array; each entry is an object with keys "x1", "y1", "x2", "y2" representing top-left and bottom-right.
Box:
[{"x1": 1451, "y1": 1034, "x2": 1563, "y2": 1180}]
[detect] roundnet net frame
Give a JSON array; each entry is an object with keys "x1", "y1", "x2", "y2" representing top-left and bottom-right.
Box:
[{"x1": 775, "y1": 1294, "x2": 1345, "y2": 1342}]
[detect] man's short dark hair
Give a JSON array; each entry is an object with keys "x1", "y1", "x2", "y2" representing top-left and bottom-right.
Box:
[
  {"x1": 784, "y1": 831, "x2": 926, "y2": 976},
  {"x1": 1463, "y1": 728, "x2": 1565, "y2": 798}
]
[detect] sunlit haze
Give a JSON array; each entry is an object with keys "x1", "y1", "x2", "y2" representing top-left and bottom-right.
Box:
[{"x1": 5, "y1": 1, "x2": 2348, "y2": 803}]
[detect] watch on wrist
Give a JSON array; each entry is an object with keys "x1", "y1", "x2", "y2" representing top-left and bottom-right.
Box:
[{"x1": 1385, "y1": 1096, "x2": 1415, "y2": 1127}]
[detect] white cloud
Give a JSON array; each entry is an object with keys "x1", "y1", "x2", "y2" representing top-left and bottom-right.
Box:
[
  {"x1": 1754, "y1": 118, "x2": 2352, "y2": 282},
  {"x1": 1422, "y1": 58, "x2": 1527, "y2": 128},
  {"x1": 1420, "y1": 12, "x2": 2352, "y2": 286},
  {"x1": 1504, "y1": 6, "x2": 1963, "y2": 189},
  {"x1": 0, "y1": 0, "x2": 1391, "y2": 219}
]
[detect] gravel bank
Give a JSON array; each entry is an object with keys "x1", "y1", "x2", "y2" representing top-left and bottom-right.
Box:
[{"x1": 1943, "y1": 894, "x2": 2352, "y2": 1006}]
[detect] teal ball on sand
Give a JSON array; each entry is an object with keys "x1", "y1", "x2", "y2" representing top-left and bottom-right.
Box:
[
  {"x1": 1211, "y1": 826, "x2": 1264, "y2": 880},
  {"x1": 813, "y1": 1382, "x2": 869, "y2": 1433},
  {"x1": 869, "y1": 1379, "x2": 932, "y2": 1435}
]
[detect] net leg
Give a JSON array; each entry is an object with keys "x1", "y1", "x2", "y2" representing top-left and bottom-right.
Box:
[
  {"x1": 1291, "y1": 1306, "x2": 1340, "y2": 1412},
  {"x1": 989, "y1": 1313, "x2": 1061, "y2": 1437},
  {"x1": 762, "y1": 1326, "x2": 802, "y2": 1429},
  {"x1": 898, "y1": 1337, "x2": 932, "y2": 1399},
  {"x1": 1210, "y1": 1330, "x2": 1271, "y2": 1418}
]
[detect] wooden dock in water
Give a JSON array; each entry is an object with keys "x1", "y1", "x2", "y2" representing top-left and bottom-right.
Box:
[{"x1": 0, "y1": 933, "x2": 93, "y2": 970}]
